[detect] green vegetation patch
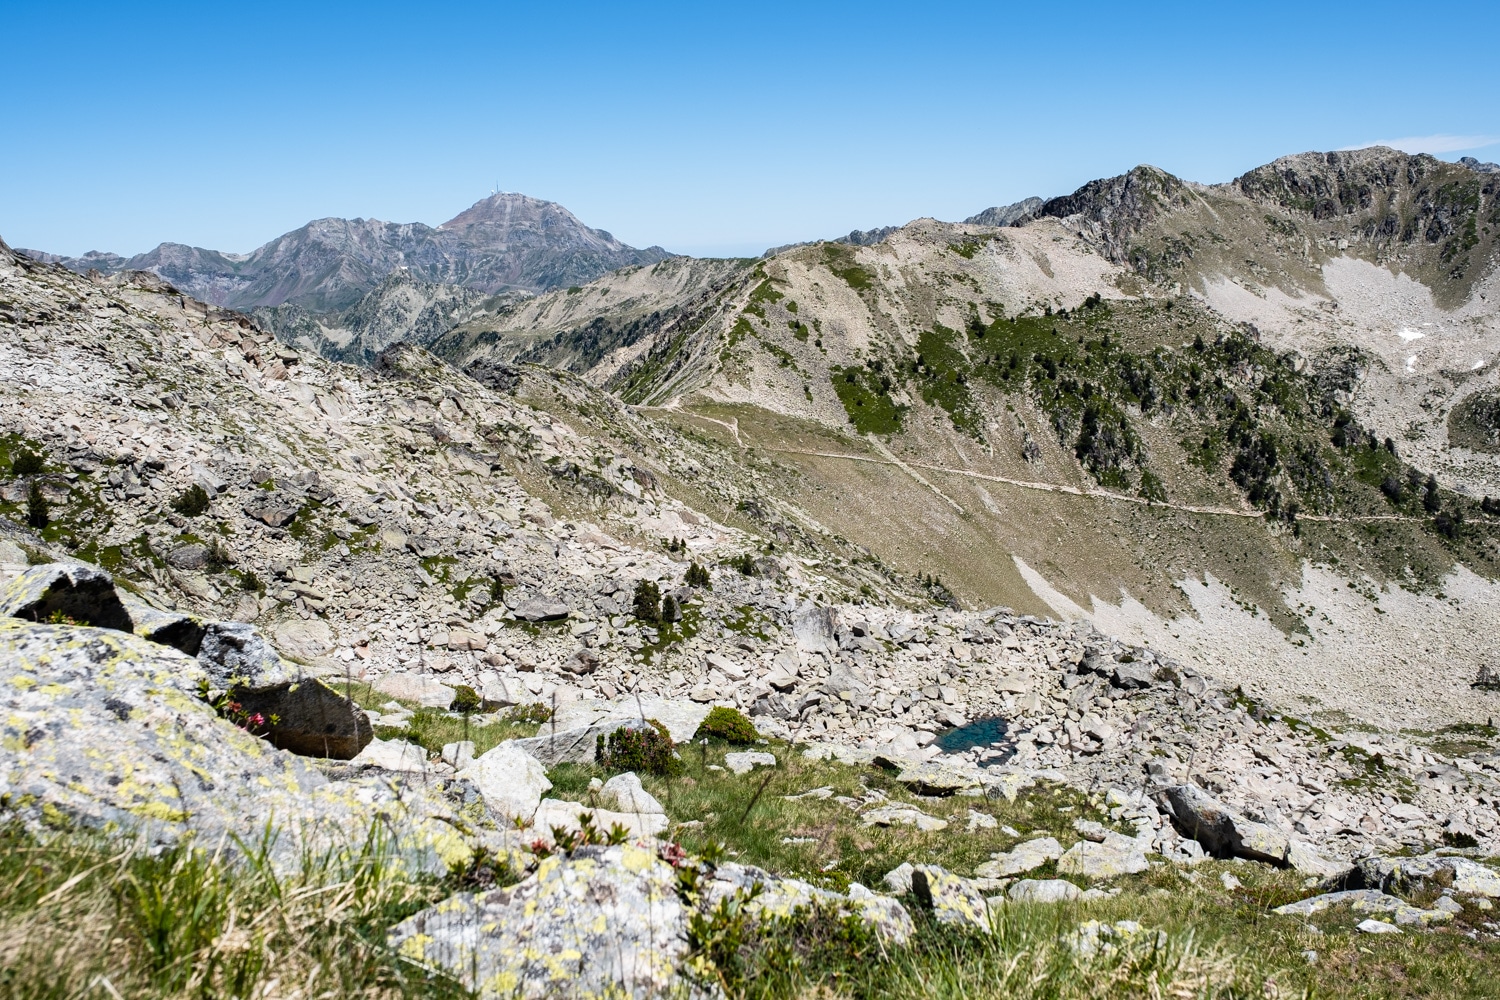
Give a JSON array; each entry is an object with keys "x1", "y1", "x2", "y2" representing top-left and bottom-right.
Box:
[
  {"x1": 821, "y1": 244, "x2": 873, "y2": 291},
  {"x1": 831, "y1": 364, "x2": 905, "y2": 435}
]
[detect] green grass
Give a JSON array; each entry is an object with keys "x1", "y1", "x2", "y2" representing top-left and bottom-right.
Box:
[
  {"x1": 0, "y1": 823, "x2": 471, "y2": 1000},
  {"x1": 342, "y1": 682, "x2": 547, "y2": 756},
  {"x1": 547, "y1": 738, "x2": 1112, "y2": 891},
  {"x1": 822, "y1": 244, "x2": 874, "y2": 291}
]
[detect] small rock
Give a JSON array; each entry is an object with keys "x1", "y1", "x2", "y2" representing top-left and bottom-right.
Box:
[
  {"x1": 602, "y1": 771, "x2": 665, "y2": 815},
  {"x1": 1356, "y1": 919, "x2": 1401, "y2": 934},
  {"x1": 441, "y1": 740, "x2": 475, "y2": 770},
  {"x1": 724, "y1": 750, "x2": 776, "y2": 775},
  {"x1": 976, "y1": 837, "x2": 1063, "y2": 878},
  {"x1": 862, "y1": 806, "x2": 948, "y2": 832},
  {"x1": 884, "y1": 862, "x2": 915, "y2": 894},
  {"x1": 1008, "y1": 878, "x2": 1082, "y2": 903}
]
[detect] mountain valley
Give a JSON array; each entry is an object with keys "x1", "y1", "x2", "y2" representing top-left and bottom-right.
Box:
[{"x1": 6, "y1": 146, "x2": 1500, "y2": 998}]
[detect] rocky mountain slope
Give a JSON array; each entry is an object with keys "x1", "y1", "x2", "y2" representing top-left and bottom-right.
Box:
[
  {"x1": 414, "y1": 149, "x2": 1500, "y2": 736},
  {"x1": 5, "y1": 228, "x2": 1500, "y2": 857},
  {"x1": 8, "y1": 186, "x2": 1500, "y2": 995},
  {"x1": 19, "y1": 192, "x2": 671, "y2": 313}
]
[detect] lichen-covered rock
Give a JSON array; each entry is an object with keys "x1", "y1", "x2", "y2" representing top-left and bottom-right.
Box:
[
  {"x1": 911, "y1": 864, "x2": 991, "y2": 931},
  {"x1": 1352, "y1": 855, "x2": 1500, "y2": 898},
  {"x1": 198, "y1": 620, "x2": 291, "y2": 687},
  {"x1": 1056, "y1": 839, "x2": 1149, "y2": 879},
  {"x1": 0, "y1": 619, "x2": 487, "y2": 876},
  {"x1": 390, "y1": 844, "x2": 688, "y2": 999},
  {"x1": 703, "y1": 862, "x2": 913, "y2": 944},
  {"x1": 1273, "y1": 888, "x2": 1453, "y2": 926}
]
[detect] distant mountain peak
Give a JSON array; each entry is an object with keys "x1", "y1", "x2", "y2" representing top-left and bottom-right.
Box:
[{"x1": 20, "y1": 192, "x2": 670, "y2": 312}]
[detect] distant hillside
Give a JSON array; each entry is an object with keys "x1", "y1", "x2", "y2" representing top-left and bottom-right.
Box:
[{"x1": 18, "y1": 193, "x2": 672, "y2": 313}]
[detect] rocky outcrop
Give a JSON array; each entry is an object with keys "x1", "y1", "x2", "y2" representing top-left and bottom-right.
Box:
[
  {"x1": 1032, "y1": 165, "x2": 1193, "y2": 263},
  {"x1": 0, "y1": 618, "x2": 484, "y2": 873},
  {"x1": 390, "y1": 844, "x2": 690, "y2": 999}
]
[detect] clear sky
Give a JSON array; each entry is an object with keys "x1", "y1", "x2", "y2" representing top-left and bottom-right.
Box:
[{"x1": 4, "y1": 0, "x2": 1498, "y2": 259}]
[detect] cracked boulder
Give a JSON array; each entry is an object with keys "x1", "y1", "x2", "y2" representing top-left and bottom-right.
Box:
[
  {"x1": 1156, "y1": 783, "x2": 1290, "y2": 866},
  {"x1": 198, "y1": 621, "x2": 371, "y2": 759}
]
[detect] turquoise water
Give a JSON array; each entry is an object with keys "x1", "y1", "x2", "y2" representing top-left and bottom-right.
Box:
[{"x1": 933, "y1": 716, "x2": 1010, "y2": 754}]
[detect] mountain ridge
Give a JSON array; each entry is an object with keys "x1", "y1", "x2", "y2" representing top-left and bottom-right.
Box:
[{"x1": 17, "y1": 192, "x2": 672, "y2": 313}]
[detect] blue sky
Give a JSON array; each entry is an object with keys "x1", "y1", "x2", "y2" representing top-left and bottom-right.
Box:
[{"x1": 3, "y1": 1, "x2": 1498, "y2": 259}]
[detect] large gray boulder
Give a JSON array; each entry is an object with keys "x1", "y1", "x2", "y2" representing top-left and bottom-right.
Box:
[
  {"x1": 198, "y1": 621, "x2": 370, "y2": 759},
  {"x1": 0, "y1": 562, "x2": 133, "y2": 632},
  {"x1": 512, "y1": 596, "x2": 569, "y2": 622},
  {"x1": 1157, "y1": 784, "x2": 1289, "y2": 866},
  {"x1": 513, "y1": 718, "x2": 657, "y2": 767},
  {"x1": 457, "y1": 742, "x2": 552, "y2": 824},
  {"x1": 548, "y1": 695, "x2": 710, "y2": 744},
  {"x1": 198, "y1": 621, "x2": 291, "y2": 688},
  {"x1": 235, "y1": 679, "x2": 373, "y2": 759},
  {"x1": 389, "y1": 844, "x2": 689, "y2": 999},
  {"x1": 0, "y1": 619, "x2": 489, "y2": 874}
]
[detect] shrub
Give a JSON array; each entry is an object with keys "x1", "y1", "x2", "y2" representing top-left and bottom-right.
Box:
[
  {"x1": 25, "y1": 481, "x2": 48, "y2": 529},
  {"x1": 206, "y1": 538, "x2": 235, "y2": 573},
  {"x1": 661, "y1": 594, "x2": 681, "y2": 622},
  {"x1": 450, "y1": 685, "x2": 481, "y2": 714},
  {"x1": 694, "y1": 706, "x2": 758, "y2": 744},
  {"x1": 632, "y1": 579, "x2": 661, "y2": 622},
  {"x1": 171, "y1": 483, "x2": 211, "y2": 516},
  {"x1": 1422, "y1": 474, "x2": 1441, "y2": 513},
  {"x1": 10, "y1": 448, "x2": 43, "y2": 476},
  {"x1": 685, "y1": 561, "x2": 711, "y2": 588},
  {"x1": 503, "y1": 702, "x2": 552, "y2": 725},
  {"x1": 596, "y1": 719, "x2": 681, "y2": 776}
]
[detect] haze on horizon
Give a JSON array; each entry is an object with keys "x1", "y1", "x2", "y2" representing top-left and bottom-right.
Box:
[{"x1": 3, "y1": 0, "x2": 1498, "y2": 260}]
